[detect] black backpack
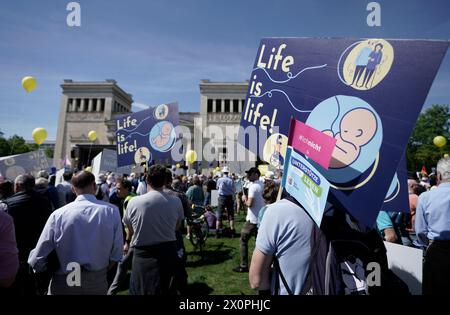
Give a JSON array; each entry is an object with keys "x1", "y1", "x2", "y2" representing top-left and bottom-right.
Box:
[{"x1": 274, "y1": 196, "x2": 410, "y2": 295}]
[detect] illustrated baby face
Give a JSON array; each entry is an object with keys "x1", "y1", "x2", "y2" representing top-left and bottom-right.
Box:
[
  {"x1": 161, "y1": 122, "x2": 172, "y2": 136},
  {"x1": 339, "y1": 108, "x2": 377, "y2": 146}
]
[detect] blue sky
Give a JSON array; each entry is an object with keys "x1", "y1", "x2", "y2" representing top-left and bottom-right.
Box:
[{"x1": 0, "y1": 0, "x2": 449, "y2": 140}]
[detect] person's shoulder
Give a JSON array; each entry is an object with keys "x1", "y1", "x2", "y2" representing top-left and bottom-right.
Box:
[
  {"x1": 165, "y1": 191, "x2": 182, "y2": 204},
  {"x1": 265, "y1": 199, "x2": 301, "y2": 215},
  {"x1": 418, "y1": 190, "x2": 432, "y2": 202},
  {"x1": 0, "y1": 209, "x2": 13, "y2": 223},
  {"x1": 126, "y1": 193, "x2": 147, "y2": 206}
]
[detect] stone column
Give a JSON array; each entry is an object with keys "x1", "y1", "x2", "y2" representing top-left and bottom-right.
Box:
[
  {"x1": 88, "y1": 99, "x2": 93, "y2": 112},
  {"x1": 80, "y1": 99, "x2": 85, "y2": 112},
  {"x1": 97, "y1": 99, "x2": 102, "y2": 112},
  {"x1": 221, "y1": 99, "x2": 225, "y2": 113},
  {"x1": 213, "y1": 99, "x2": 217, "y2": 113}
]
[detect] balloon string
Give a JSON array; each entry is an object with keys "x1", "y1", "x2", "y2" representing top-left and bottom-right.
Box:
[
  {"x1": 38, "y1": 145, "x2": 41, "y2": 171},
  {"x1": 87, "y1": 143, "x2": 93, "y2": 167}
]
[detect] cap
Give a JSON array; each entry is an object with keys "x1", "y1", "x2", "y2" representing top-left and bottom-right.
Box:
[
  {"x1": 222, "y1": 166, "x2": 230, "y2": 173},
  {"x1": 264, "y1": 171, "x2": 275, "y2": 180},
  {"x1": 245, "y1": 167, "x2": 261, "y2": 176}
]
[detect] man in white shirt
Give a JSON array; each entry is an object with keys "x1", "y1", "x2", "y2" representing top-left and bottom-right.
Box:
[
  {"x1": 28, "y1": 171, "x2": 123, "y2": 295},
  {"x1": 233, "y1": 167, "x2": 264, "y2": 273}
]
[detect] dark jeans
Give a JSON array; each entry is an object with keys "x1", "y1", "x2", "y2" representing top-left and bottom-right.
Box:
[
  {"x1": 130, "y1": 241, "x2": 178, "y2": 295},
  {"x1": 1, "y1": 262, "x2": 37, "y2": 296},
  {"x1": 240, "y1": 221, "x2": 258, "y2": 268},
  {"x1": 204, "y1": 192, "x2": 211, "y2": 206},
  {"x1": 423, "y1": 240, "x2": 450, "y2": 295},
  {"x1": 107, "y1": 248, "x2": 134, "y2": 295}
]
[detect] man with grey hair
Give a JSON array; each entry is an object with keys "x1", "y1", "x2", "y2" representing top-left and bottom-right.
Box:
[
  {"x1": 2, "y1": 174, "x2": 52, "y2": 295},
  {"x1": 415, "y1": 157, "x2": 450, "y2": 295}
]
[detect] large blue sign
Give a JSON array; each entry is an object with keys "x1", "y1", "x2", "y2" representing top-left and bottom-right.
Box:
[
  {"x1": 238, "y1": 38, "x2": 448, "y2": 226},
  {"x1": 116, "y1": 102, "x2": 179, "y2": 167},
  {"x1": 382, "y1": 154, "x2": 409, "y2": 214}
]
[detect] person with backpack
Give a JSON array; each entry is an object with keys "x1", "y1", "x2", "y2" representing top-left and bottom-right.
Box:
[
  {"x1": 250, "y1": 190, "x2": 410, "y2": 295},
  {"x1": 249, "y1": 196, "x2": 314, "y2": 294},
  {"x1": 95, "y1": 174, "x2": 110, "y2": 202}
]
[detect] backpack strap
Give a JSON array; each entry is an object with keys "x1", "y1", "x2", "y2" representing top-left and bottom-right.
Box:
[
  {"x1": 300, "y1": 226, "x2": 324, "y2": 295},
  {"x1": 273, "y1": 256, "x2": 293, "y2": 295}
]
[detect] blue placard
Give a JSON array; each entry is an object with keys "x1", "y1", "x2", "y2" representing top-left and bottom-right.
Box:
[
  {"x1": 382, "y1": 154, "x2": 409, "y2": 214},
  {"x1": 116, "y1": 102, "x2": 179, "y2": 167},
  {"x1": 238, "y1": 38, "x2": 448, "y2": 226},
  {"x1": 282, "y1": 147, "x2": 330, "y2": 227}
]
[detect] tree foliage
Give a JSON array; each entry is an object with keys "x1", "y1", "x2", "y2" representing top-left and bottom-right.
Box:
[
  {"x1": 406, "y1": 104, "x2": 450, "y2": 172},
  {"x1": 0, "y1": 132, "x2": 40, "y2": 157}
]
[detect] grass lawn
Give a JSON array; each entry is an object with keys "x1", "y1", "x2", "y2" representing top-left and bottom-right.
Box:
[{"x1": 184, "y1": 211, "x2": 257, "y2": 295}]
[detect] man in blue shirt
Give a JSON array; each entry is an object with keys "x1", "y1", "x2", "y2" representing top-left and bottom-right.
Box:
[
  {"x1": 215, "y1": 166, "x2": 235, "y2": 237},
  {"x1": 415, "y1": 157, "x2": 450, "y2": 295},
  {"x1": 249, "y1": 198, "x2": 313, "y2": 294},
  {"x1": 28, "y1": 171, "x2": 123, "y2": 295}
]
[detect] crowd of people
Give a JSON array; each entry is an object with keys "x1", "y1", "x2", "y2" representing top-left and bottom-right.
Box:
[
  {"x1": 1, "y1": 157, "x2": 449, "y2": 295},
  {"x1": 0, "y1": 163, "x2": 282, "y2": 295}
]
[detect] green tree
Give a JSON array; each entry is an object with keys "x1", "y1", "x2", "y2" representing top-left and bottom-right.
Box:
[
  {"x1": 0, "y1": 132, "x2": 42, "y2": 157},
  {"x1": 406, "y1": 104, "x2": 450, "y2": 172},
  {"x1": 44, "y1": 147, "x2": 54, "y2": 158}
]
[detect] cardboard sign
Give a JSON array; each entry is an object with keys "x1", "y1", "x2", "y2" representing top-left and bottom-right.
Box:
[
  {"x1": 0, "y1": 150, "x2": 52, "y2": 179},
  {"x1": 282, "y1": 148, "x2": 331, "y2": 226},
  {"x1": 91, "y1": 149, "x2": 132, "y2": 178},
  {"x1": 238, "y1": 38, "x2": 448, "y2": 226},
  {"x1": 211, "y1": 190, "x2": 219, "y2": 207},
  {"x1": 116, "y1": 102, "x2": 179, "y2": 167},
  {"x1": 384, "y1": 242, "x2": 423, "y2": 295},
  {"x1": 288, "y1": 119, "x2": 336, "y2": 169}
]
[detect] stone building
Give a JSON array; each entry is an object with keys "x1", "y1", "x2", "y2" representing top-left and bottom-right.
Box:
[
  {"x1": 53, "y1": 79, "x2": 254, "y2": 173},
  {"x1": 53, "y1": 79, "x2": 133, "y2": 167}
]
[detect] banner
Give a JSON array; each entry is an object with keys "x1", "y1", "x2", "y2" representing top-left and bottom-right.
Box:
[
  {"x1": 238, "y1": 38, "x2": 448, "y2": 226},
  {"x1": 282, "y1": 147, "x2": 331, "y2": 227},
  {"x1": 91, "y1": 149, "x2": 133, "y2": 178},
  {"x1": 385, "y1": 242, "x2": 422, "y2": 295},
  {"x1": 0, "y1": 150, "x2": 52, "y2": 179},
  {"x1": 116, "y1": 102, "x2": 179, "y2": 167},
  {"x1": 382, "y1": 154, "x2": 409, "y2": 214},
  {"x1": 288, "y1": 119, "x2": 336, "y2": 169}
]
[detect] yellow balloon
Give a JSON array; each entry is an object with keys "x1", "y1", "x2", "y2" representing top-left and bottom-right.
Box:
[
  {"x1": 176, "y1": 163, "x2": 181, "y2": 169},
  {"x1": 85, "y1": 166, "x2": 92, "y2": 172},
  {"x1": 185, "y1": 150, "x2": 197, "y2": 164},
  {"x1": 88, "y1": 130, "x2": 97, "y2": 142},
  {"x1": 22, "y1": 76, "x2": 37, "y2": 93},
  {"x1": 433, "y1": 136, "x2": 447, "y2": 148},
  {"x1": 215, "y1": 166, "x2": 220, "y2": 171},
  {"x1": 444, "y1": 154, "x2": 449, "y2": 158},
  {"x1": 32, "y1": 127, "x2": 47, "y2": 145}
]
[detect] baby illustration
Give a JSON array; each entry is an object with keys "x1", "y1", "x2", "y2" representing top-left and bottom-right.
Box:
[
  {"x1": 139, "y1": 149, "x2": 147, "y2": 163},
  {"x1": 323, "y1": 108, "x2": 377, "y2": 169},
  {"x1": 151, "y1": 122, "x2": 173, "y2": 148}
]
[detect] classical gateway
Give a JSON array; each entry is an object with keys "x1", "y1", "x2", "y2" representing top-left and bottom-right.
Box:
[{"x1": 53, "y1": 79, "x2": 255, "y2": 173}]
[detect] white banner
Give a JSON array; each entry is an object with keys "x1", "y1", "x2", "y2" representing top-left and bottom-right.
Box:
[
  {"x1": 384, "y1": 241, "x2": 423, "y2": 295},
  {"x1": 0, "y1": 150, "x2": 53, "y2": 180}
]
